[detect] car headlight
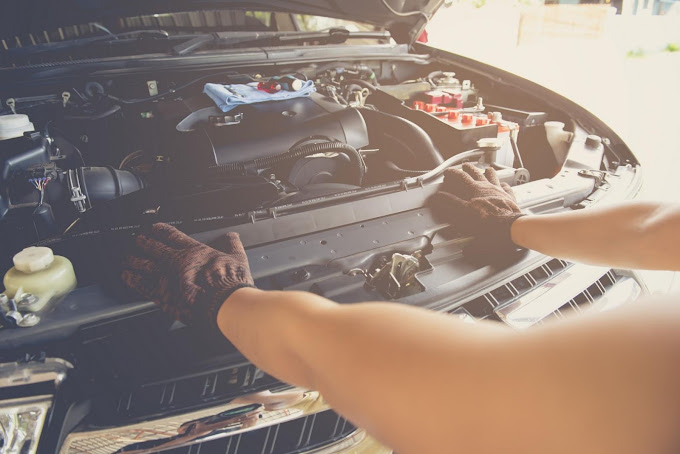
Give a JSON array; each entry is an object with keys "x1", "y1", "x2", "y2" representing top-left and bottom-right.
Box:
[
  {"x1": 0, "y1": 395, "x2": 52, "y2": 454},
  {"x1": 0, "y1": 358, "x2": 72, "y2": 454}
]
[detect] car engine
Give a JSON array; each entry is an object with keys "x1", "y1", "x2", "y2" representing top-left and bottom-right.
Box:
[{"x1": 0, "y1": 59, "x2": 591, "y2": 324}]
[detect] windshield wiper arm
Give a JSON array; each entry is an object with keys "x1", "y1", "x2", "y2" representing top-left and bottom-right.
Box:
[
  {"x1": 172, "y1": 28, "x2": 391, "y2": 56},
  {"x1": 5, "y1": 30, "x2": 170, "y2": 57}
]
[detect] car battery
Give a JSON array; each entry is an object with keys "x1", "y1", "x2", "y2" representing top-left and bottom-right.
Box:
[{"x1": 373, "y1": 89, "x2": 498, "y2": 158}]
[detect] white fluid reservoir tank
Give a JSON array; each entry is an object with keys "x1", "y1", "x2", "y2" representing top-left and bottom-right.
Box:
[
  {"x1": 3, "y1": 246, "x2": 77, "y2": 312},
  {"x1": 0, "y1": 114, "x2": 35, "y2": 141}
]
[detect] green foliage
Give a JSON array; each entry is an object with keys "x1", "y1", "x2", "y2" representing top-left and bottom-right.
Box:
[
  {"x1": 245, "y1": 11, "x2": 272, "y2": 28},
  {"x1": 665, "y1": 42, "x2": 680, "y2": 53},
  {"x1": 626, "y1": 48, "x2": 646, "y2": 58}
]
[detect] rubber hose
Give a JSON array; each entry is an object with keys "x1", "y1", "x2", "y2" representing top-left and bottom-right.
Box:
[
  {"x1": 358, "y1": 108, "x2": 443, "y2": 168},
  {"x1": 254, "y1": 142, "x2": 365, "y2": 186},
  {"x1": 63, "y1": 104, "x2": 121, "y2": 121},
  {"x1": 385, "y1": 160, "x2": 427, "y2": 176},
  {"x1": 210, "y1": 161, "x2": 245, "y2": 174},
  {"x1": 210, "y1": 142, "x2": 366, "y2": 186},
  {"x1": 342, "y1": 79, "x2": 377, "y2": 91}
]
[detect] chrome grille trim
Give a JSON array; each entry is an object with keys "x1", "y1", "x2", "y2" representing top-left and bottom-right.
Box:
[
  {"x1": 450, "y1": 259, "x2": 643, "y2": 328},
  {"x1": 496, "y1": 266, "x2": 641, "y2": 329},
  {"x1": 60, "y1": 389, "x2": 341, "y2": 454},
  {"x1": 306, "y1": 430, "x2": 367, "y2": 453}
]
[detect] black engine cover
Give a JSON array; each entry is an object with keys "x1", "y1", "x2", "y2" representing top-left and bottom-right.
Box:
[{"x1": 160, "y1": 92, "x2": 369, "y2": 170}]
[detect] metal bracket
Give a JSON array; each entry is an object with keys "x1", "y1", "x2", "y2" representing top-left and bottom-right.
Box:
[
  {"x1": 6, "y1": 98, "x2": 16, "y2": 114},
  {"x1": 578, "y1": 169, "x2": 608, "y2": 188},
  {"x1": 147, "y1": 80, "x2": 159, "y2": 97},
  {"x1": 360, "y1": 251, "x2": 423, "y2": 299},
  {"x1": 401, "y1": 180, "x2": 409, "y2": 191},
  {"x1": 209, "y1": 112, "x2": 244, "y2": 127}
]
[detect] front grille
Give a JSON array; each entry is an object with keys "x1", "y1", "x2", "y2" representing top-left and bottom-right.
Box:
[
  {"x1": 454, "y1": 258, "x2": 570, "y2": 321},
  {"x1": 451, "y1": 259, "x2": 640, "y2": 327},
  {"x1": 62, "y1": 407, "x2": 357, "y2": 454},
  {"x1": 102, "y1": 365, "x2": 279, "y2": 423},
  {"x1": 544, "y1": 270, "x2": 619, "y2": 321},
  {"x1": 165, "y1": 410, "x2": 357, "y2": 454}
]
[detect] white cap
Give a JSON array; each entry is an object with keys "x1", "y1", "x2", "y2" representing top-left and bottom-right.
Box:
[
  {"x1": 477, "y1": 137, "x2": 503, "y2": 149},
  {"x1": 0, "y1": 114, "x2": 35, "y2": 141},
  {"x1": 13, "y1": 247, "x2": 55, "y2": 273}
]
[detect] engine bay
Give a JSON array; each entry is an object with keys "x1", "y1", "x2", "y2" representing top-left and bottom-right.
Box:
[{"x1": 0, "y1": 56, "x2": 628, "y2": 335}]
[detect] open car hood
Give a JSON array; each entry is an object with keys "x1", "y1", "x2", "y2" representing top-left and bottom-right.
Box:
[{"x1": 2, "y1": 0, "x2": 444, "y2": 45}]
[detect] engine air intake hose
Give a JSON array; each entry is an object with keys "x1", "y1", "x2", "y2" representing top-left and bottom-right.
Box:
[
  {"x1": 358, "y1": 109, "x2": 443, "y2": 169},
  {"x1": 210, "y1": 141, "x2": 366, "y2": 186}
]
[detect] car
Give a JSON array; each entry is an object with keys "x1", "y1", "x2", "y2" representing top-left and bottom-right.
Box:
[{"x1": 0, "y1": 1, "x2": 644, "y2": 453}]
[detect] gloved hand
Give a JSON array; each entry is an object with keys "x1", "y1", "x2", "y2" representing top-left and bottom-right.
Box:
[
  {"x1": 430, "y1": 163, "x2": 526, "y2": 258},
  {"x1": 122, "y1": 223, "x2": 254, "y2": 325}
]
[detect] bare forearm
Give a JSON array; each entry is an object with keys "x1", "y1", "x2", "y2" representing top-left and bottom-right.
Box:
[
  {"x1": 218, "y1": 288, "x2": 511, "y2": 453},
  {"x1": 217, "y1": 288, "x2": 680, "y2": 454},
  {"x1": 216, "y1": 287, "x2": 336, "y2": 388},
  {"x1": 511, "y1": 201, "x2": 680, "y2": 270}
]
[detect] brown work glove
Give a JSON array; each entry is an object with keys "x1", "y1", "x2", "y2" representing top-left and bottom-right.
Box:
[
  {"x1": 122, "y1": 223, "x2": 254, "y2": 326},
  {"x1": 430, "y1": 163, "x2": 526, "y2": 260}
]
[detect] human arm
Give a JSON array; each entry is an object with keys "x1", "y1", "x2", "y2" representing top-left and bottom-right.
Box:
[
  {"x1": 434, "y1": 164, "x2": 680, "y2": 270},
  {"x1": 123, "y1": 223, "x2": 680, "y2": 454},
  {"x1": 512, "y1": 201, "x2": 680, "y2": 270},
  {"x1": 219, "y1": 287, "x2": 680, "y2": 454}
]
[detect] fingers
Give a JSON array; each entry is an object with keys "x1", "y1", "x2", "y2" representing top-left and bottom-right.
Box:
[
  {"x1": 135, "y1": 233, "x2": 177, "y2": 261},
  {"x1": 151, "y1": 223, "x2": 201, "y2": 249},
  {"x1": 442, "y1": 168, "x2": 477, "y2": 197},
  {"x1": 461, "y1": 162, "x2": 486, "y2": 182},
  {"x1": 122, "y1": 256, "x2": 159, "y2": 275},
  {"x1": 214, "y1": 232, "x2": 246, "y2": 257},
  {"x1": 484, "y1": 167, "x2": 501, "y2": 186},
  {"x1": 500, "y1": 182, "x2": 516, "y2": 199}
]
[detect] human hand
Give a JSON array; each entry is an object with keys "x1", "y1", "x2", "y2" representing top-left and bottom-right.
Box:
[
  {"x1": 430, "y1": 163, "x2": 526, "y2": 258},
  {"x1": 122, "y1": 223, "x2": 254, "y2": 325}
]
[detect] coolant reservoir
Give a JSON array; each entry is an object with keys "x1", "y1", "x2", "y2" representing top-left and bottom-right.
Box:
[
  {"x1": 0, "y1": 114, "x2": 35, "y2": 140},
  {"x1": 3, "y1": 247, "x2": 77, "y2": 312}
]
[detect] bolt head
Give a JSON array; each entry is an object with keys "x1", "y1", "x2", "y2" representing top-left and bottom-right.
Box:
[
  {"x1": 292, "y1": 269, "x2": 310, "y2": 282},
  {"x1": 18, "y1": 313, "x2": 40, "y2": 328},
  {"x1": 17, "y1": 293, "x2": 39, "y2": 309}
]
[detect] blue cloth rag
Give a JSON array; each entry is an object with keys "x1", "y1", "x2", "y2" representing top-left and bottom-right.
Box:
[{"x1": 203, "y1": 80, "x2": 316, "y2": 112}]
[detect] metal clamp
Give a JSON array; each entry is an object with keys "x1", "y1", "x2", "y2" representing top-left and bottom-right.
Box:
[
  {"x1": 348, "y1": 88, "x2": 370, "y2": 108},
  {"x1": 578, "y1": 169, "x2": 608, "y2": 188},
  {"x1": 67, "y1": 169, "x2": 88, "y2": 213}
]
